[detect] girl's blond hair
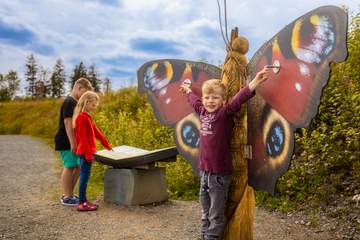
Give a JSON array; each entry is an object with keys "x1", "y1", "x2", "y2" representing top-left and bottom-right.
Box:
[
  {"x1": 72, "y1": 91, "x2": 99, "y2": 127},
  {"x1": 202, "y1": 79, "x2": 226, "y2": 98}
]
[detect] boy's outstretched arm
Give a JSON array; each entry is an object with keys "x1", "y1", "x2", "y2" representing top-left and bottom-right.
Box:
[
  {"x1": 179, "y1": 80, "x2": 203, "y2": 114},
  {"x1": 248, "y1": 66, "x2": 270, "y2": 92},
  {"x1": 225, "y1": 66, "x2": 269, "y2": 114}
]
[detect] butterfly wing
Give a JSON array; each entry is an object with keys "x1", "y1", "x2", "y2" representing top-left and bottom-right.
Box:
[
  {"x1": 246, "y1": 5, "x2": 348, "y2": 193},
  {"x1": 137, "y1": 59, "x2": 221, "y2": 171}
]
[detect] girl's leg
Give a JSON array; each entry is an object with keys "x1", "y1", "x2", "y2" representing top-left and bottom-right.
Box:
[
  {"x1": 71, "y1": 166, "x2": 80, "y2": 196},
  {"x1": 78, "y1": 156, "x2": 92, "y2": 203}
]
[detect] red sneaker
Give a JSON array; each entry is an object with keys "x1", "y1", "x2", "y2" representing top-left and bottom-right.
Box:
[
  {"x1": 87, "y1": 201, "x2": 99, "y2": 207},
  {"x1": 77, "y1": 202, "x2": 98, "y2": 211}
]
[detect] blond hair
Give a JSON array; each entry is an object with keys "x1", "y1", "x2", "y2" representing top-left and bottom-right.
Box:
[
  {"x1": 72, "y1": 91, "x2": 99, "y2": 127},
  {"x1": 202, "y1": 79, "x2": 226, "y2": 97},
  {"x1": 74, "y1": 77, "x2": 93, "y2": 91}
]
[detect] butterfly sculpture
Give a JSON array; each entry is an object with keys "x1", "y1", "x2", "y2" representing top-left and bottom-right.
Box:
[{"x1": 137, "y1": 5, "x2": 348, "y2": 194}]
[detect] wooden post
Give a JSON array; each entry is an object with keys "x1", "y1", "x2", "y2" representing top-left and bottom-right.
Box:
[{"x1": 221, "y1": 28, "x2": 255, "y2": 240}]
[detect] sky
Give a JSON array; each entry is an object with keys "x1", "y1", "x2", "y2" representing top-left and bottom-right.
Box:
[{"x1": 0, "y1": 0, "x2": 358, "y2": 94}]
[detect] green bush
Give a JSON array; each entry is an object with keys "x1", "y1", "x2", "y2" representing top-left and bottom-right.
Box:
[{"x1": 93, "y1": 88, "x2": 199, "y2": 200}]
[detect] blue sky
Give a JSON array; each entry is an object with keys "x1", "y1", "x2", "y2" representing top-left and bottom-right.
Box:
[{"x1": 0, "y1": 0, "x2": 358, "y2": 93}]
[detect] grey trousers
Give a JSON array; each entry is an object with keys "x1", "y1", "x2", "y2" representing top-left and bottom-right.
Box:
[{"x1": 200, "y1": 171, "x2": 231, "y2": 240}]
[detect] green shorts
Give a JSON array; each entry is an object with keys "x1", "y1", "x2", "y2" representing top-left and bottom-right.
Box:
[{"x1": 60, "y1": 150, "x2": 80, "y2": 168}]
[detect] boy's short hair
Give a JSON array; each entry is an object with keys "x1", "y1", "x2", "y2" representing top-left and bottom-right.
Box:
[
  {"x1": 74, "y1": 77, "x2": 93, "y2": 91},
  {"x1": 202, "y1": 79, "x2": 226, "y2": 97}
]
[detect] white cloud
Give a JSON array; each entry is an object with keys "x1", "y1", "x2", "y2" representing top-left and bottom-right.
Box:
[{"x1": 0, "y1": 0, "x2": 358, "y2": 92}]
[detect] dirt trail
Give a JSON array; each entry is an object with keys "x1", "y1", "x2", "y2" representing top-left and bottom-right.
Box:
[{"x1": 0, "y1": 135, "x2": 333, "y2": 240}]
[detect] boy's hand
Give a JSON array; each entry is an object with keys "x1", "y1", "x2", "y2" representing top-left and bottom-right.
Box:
[
  {"x1": 255, "y1": 66, "x2": 270, "y2": 83},
  {"x1": 248, "y1": 66, "x2": 270, "y2": 92},
  {"x1": 179, "y1": 79, "x2": 192, "y2": 94}
]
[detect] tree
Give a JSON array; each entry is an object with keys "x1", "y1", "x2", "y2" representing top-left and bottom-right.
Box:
[
  {"x1": 70, "y1": 61, "x2": 87, "y2": 89},
  {"x1": 50, "y1": 58, "x2": 66, "y2": 97},
  {"x1": 6, "y1": 70, "x2": 20, "y2": 98},
  {"x1": 36, "y1": 66, "x2": 51, "y2": 98},
  {"x1": 87, "y1": 64, "x2": 101, "y2": 92},
  {"x1": 0, "y1": 70, "x2": 20, "y2": 101},
  {"x1": 103, "y1": 77, "x2": 111, "y2": 93},
  {"x1": 25, "y1": 54, "x2": 38, "y2": 97}
]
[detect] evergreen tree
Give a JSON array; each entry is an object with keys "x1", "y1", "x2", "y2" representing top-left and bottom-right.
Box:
[
  {"x1": 25, "y1": 54, "x2": 38, "y2": 97},
  {"x1": 5, "y1": 70, "x2": 20, "y2": 99},
  {"x1": 70, "y1": 61, "x2": 87, "y2": 88},
  {"x1": 36, "y1": 66, "x2": 50, "y2": 98},
  {"x1": 50, "y1": 58, "x2": 66, "y2": 97},
  {"x1": 103, "y1": 77, "x2": 111, "y2": 93},
  {"x1": 88, "y1": 64, "x2": 101, "y2": 92},
  {"x1": 0, "y1": 71, "x2": 20, "y2": 101}
]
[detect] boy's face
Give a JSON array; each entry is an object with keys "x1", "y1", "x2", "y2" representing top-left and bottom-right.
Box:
[
  {"x1": 74, "y1": 86, "x2": 88, "y2": 100},
  {"x1": 202, "y1": 93, "x2": 225, "y2": 113}
]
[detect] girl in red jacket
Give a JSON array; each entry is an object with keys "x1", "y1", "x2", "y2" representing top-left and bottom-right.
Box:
[{"x1": 73, "y1": 91, "x2": 112, "y2": 211}]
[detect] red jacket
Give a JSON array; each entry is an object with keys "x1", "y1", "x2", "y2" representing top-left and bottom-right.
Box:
[{"x1": 75, "y1": 112, "x2": 112, "y2": 162}]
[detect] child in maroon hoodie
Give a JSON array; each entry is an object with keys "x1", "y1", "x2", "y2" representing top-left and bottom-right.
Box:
[
  {"x1": 180, "y1": 66, "x2": 269, "y2": 240},
  {"x1": 73, "y1": 91, "x2": 112, "y2": 211}
]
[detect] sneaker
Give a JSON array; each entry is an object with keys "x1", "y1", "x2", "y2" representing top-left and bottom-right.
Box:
[
  {"x1": 86, "y1": 201, "x2": 99, "y2": 207},
  {"x1": 60, "y1": 195, "x2": 78, "y2": 206},
  {"x1": 77, "y1": 202, "x2": 98, "y2": 211},
  {"x1": 71, "y1": 195, "x2": 80, "y2": 203}
]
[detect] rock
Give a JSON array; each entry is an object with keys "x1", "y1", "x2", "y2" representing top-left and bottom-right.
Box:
[{"x1": 351, "y1": 194, "x2": 360, "y2": 205}]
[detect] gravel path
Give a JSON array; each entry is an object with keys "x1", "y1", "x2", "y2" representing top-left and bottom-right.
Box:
[{"x1": 0, "y1": 135, "x2": 333, "y2": 240}]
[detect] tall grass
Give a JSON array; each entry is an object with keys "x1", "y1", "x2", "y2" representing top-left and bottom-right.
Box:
[{"x1": 0, "y1": 98, "x2": 60, "y2": 144}]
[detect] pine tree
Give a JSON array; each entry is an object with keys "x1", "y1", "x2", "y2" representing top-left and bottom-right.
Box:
[
  {"x1": 36, "y1": 66, "x2": 50, "y2": 98},
  {"x1": 70, "y1": 62, "x2": 87, "y2": 89},
  {"x1": 5, "y1": 70, "x2": 20, "y2": 99},
  {"x1": 103, "y1": 77, "x2": 111, "y2": 93},
  {"x1": 0, "y1": 71, "x2": 20, "y2": 101},
  {"x1": 25, "y1": 54, "x2": 38, "y2": 97},
  {"x1": 88, "y1": 64, "x2": 101, "y2": 92},
  {"x1": 50, "y1": 58, "x2": 66, "y2": 97}
]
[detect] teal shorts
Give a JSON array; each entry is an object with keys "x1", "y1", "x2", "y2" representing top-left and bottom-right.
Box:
[{"x1": 60, "y1": 150, "x2": 80, "y2": 168}]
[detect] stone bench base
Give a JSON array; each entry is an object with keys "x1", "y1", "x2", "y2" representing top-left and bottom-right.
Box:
[{"x1": 104, "y1": 167, "x2": 169, "y2": 206}]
